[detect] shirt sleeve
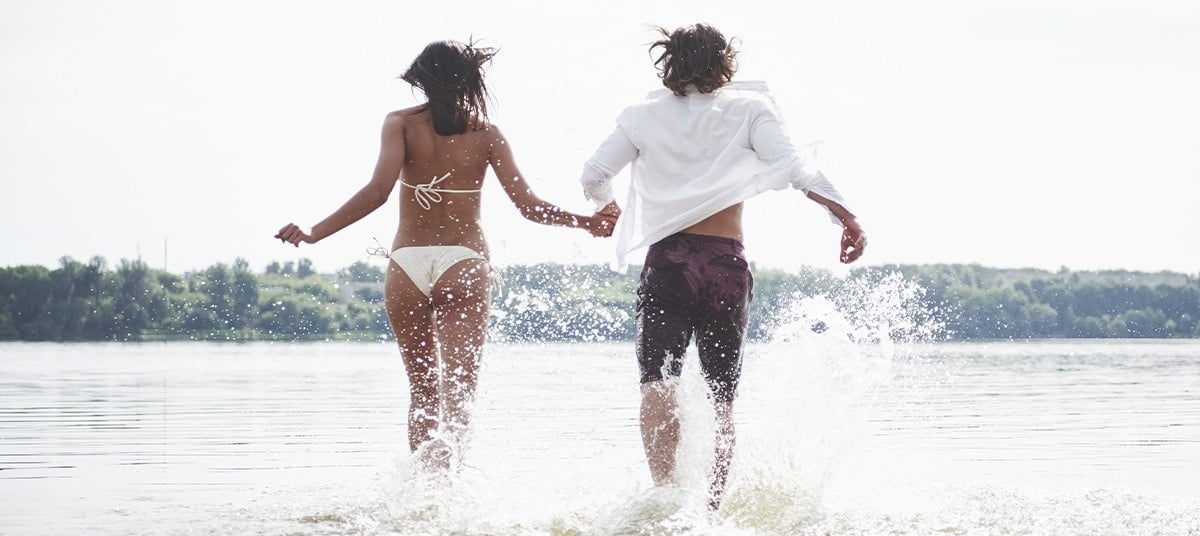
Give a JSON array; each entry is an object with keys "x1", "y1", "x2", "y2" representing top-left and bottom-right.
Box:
[
  {"x1": 750, "y1": 114, "x2": 852, "y2": 224},
  {"x1": 580, "y1": 123, "x2": 638, "y2": 210}
]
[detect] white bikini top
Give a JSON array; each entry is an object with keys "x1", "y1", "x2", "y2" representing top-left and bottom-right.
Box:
[{"x1": 400, "y1": 172, "x2": 482, "y2": 210}]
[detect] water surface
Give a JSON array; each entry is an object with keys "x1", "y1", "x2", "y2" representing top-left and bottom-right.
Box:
[{"x1": 1, "y1": 338, "x2": 1198, "y2": 535}]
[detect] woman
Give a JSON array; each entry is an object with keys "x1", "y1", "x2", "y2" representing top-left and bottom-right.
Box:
[
  {"x1": 276, "y1": 40, "x2": 615, "y2": 465},
  {"x1": 577, "y1": 24, "x2": 866, "y2": 509}
]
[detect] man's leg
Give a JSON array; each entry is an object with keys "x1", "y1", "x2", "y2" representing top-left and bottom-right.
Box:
[
  {"x1": 710, "y1": 400, "x2": 735, "y2": 510},
  {"x1": 636, "y1": 235, "x2": 696, "y2": 487},
  {"x1": 640, "y1": 380, "x2": 680, "y2": 485},
  {"x1": 695, "y1": 249, "x2": 752, "y2": 510},
  {"x1": 636, "y1": 299, "x2": 690, "y2": 486}
]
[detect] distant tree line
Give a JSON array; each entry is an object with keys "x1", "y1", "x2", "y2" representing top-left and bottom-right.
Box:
[
  {"x1": 0, "y1": 257, "x2": 1197, "y2": 341},
  {"x1": 861, "y1": 264, "x2": 1200, "y2": 339}
]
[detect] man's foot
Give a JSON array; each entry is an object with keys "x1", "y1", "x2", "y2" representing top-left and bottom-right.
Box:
[
  {"x1": 414, "y1": 437, "x2": 453, "y2": 470},
  {"x1": 706, "y1": 494, "x2": 721, "y2": 512}
]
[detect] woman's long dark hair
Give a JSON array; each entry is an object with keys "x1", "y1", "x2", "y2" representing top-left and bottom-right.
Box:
[
  {"x1": 401, "y1": 40, "x2": 496, "y2": 136},
  {"x1": 650, "y1": 24, "x2": 738, "y2": 96}
]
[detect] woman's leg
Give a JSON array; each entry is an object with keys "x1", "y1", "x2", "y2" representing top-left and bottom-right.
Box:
[
  {"x1": 429, "y1": 258, "x2": 491, "y2": 447},
  {"x1": 384, "y1": 262, "x2": 438, "y2": 452}
]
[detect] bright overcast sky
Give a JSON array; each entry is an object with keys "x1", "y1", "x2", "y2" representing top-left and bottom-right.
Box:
[{"x1": 2, "y1": 0, "x2": 1198, "y2": 276}]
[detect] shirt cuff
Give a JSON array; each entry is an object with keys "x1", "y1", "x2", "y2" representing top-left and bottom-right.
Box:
[{"x1": 585, "y1": 190, "x2": 615, "y2": 210}]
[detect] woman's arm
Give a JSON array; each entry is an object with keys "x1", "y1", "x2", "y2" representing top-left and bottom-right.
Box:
[
  {"x1": 275, "y1": 112, "x2": 407, "y2": 247},
  {"x1": 486, "y1": 125, "x2": 615, "y2": 237}
]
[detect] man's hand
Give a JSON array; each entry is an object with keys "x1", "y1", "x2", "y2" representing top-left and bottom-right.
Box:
[
  {"x1": 839, "y1": 220, "x2": 866, "y2": 264},
  {"x1": 598, "y1": 201, "x2": 622, "y2": 220},
  {"x1": 275, "y1": 223, "x2": 315, "y2": 247},
  {"x1": 586, "y1": 201, "x2": 621, "y2": 238},
  {"x1": 587, "y1": 215, "x2": 617, "y2": 237}
]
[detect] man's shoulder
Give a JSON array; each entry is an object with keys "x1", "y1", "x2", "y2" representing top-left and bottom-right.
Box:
[
  {"x1": 627, "y1": 88, "x2": 676, "y2": 112},
  {"x1": 718, "y1": 81, "x2": 784, "y2": 122},
  {"x1": 618, "y1": 80, "x2": 781, "y2": 128},
  {"x1": 719, "y1": 81, "x2": 777, "y2": 105},
  {"x1": 640, "y1": 81, "x2": 779, "y2": 109},
  {"x1": 616, "y1": 91, "x2": 669, "y2": 126},
  {"x1": 724, "y1": 80, "x2": 772, "y2": 94}
]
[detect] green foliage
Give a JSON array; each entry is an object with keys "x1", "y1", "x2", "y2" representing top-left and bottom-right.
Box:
[
  {"x1": 0, "y1": 264, "x2": 53, "y2": 339},
  {"x1": 111, "y1": 259, "x2": 168, "y2": 338},
  {"x1": 866, "y1": 263, "x2": 1200, "y2": 339},
  {"x1": 490, "y1": 263, "x2": 636, "y2": 342},
  {"x1": 337, "y1": 261, "x2": 385, "y2": 283},
  {"x1": 0, "y1": 257, "x2": 1196, "y2": 342}
]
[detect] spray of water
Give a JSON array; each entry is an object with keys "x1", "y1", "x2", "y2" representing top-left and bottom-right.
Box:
[
  {"x1": 279, "y1": 271, "x2": 962, "y2": 534},
  {"x1": 618, "y1": 270, "x2": 937, "y2": 534}
]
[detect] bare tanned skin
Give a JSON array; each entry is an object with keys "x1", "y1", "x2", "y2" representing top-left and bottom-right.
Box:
[{"x1": 275, "y1": 106, "x2": 616, "y2": 463}]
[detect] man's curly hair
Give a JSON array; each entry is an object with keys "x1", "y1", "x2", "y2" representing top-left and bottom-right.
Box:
[{"x1": 650, "y1": 24, "x2": 738, "y2": 96}]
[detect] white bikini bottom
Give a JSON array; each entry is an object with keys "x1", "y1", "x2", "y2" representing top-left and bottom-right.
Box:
[{"x1": 388, "y1": 245, "x2": 492, "y2": 298}]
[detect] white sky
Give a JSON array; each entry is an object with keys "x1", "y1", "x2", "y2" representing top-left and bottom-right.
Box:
[{"x1": 2, "y1": 0, "x2": 1198, "y2": 276}]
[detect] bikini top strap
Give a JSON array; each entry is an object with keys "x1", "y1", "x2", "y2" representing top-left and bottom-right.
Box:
[{"x1": 400, "y1": 172, "x2": 483, "y2": 210}]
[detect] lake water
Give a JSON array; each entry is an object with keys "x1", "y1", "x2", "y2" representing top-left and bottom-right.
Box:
[{"x1": 1, "y1": 335, "x2": 1198, "y2": 535}]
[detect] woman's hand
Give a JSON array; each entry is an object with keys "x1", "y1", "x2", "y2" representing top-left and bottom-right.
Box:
[
  {"x1": 275, "y1": 223, "x2": 315, "y2": 247},
  {"x1": 586, "y1": 202, "x2": 621, "y2": 237},
  {"x1": 586, "y1": 214, "x2": 617, "y2": 237}
]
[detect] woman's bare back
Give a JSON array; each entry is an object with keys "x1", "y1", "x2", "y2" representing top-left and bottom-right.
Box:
[
  {"x1": 273, "y1": 39, "x2": 614, "y2": 463},
  {"x1": 392, "y1": 106, "x2": 499, "y2": 256}
]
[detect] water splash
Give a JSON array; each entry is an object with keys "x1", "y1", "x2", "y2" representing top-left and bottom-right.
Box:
[
  {"x1": 771, "y1": 270, "x2": 945, "y2": 350},
  {"x1": 657, "y1": 270, "x2": 937, "y2": 533},
  {"x1": 249, "y1": 272, "x2": 1200, "y2": 535}
]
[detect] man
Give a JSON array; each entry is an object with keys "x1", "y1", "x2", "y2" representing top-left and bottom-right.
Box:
[{"x1": 580, "y1": 23, "x2": 866, "y2": 509}]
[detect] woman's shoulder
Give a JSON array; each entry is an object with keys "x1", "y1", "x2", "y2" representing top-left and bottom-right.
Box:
[
  {"x1": 472, "y1": 121, "x2": 505, "y2": 142},
  {"x1": 382, "y1": 107, "x2": 439, "y2": 140},
  {"x1": 385, "y1": 105, "x2": 428, "y2": 122}
]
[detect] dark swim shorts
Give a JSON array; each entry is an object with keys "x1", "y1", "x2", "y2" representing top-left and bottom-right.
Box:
[{"x1": 636, "y1": 232, "x2": 754, "y2": 402}]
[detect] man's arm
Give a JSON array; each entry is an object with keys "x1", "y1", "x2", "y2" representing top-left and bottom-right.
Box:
[
  {"x1": 749, "y1": 111, "x2": 866, "y2": 264},
  {"x1": 580, "y1": 125, "x2": 638, "y2": 210},
  {"x1": 807, "y1": 190, "x2": 866, "y2": 264}
]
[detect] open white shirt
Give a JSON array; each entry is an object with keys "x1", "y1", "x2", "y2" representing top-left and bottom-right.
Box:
[{"x1": 580, "y1": 80, "x2": 850, "y2": 269}]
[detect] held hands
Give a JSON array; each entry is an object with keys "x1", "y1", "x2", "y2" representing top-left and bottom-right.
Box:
[
  {"x1": 839, "y1": 219, "x2": 866, "y2": 264},
  {"x1": 586, "y1": 201, "x2": 622, "y2": 238},
  {"x1": 275, "y1": 223, "x2": 315, "y2": 248}
]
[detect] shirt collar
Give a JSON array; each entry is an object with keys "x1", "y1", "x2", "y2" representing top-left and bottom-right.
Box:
[{"x1": 644, "y1": 80, "x2": 770, "y2": 99}]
